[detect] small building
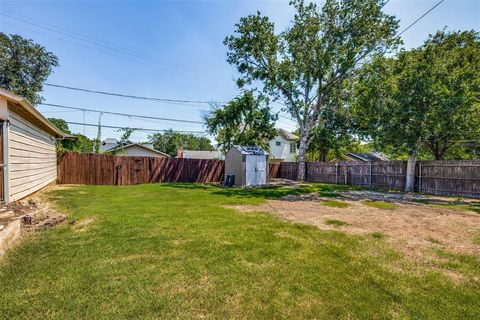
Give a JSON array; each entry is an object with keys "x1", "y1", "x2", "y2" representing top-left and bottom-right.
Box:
[
  {"x1": 176, "y1": 147, "x2": 223, "y2": 160},
  {"x1": 268, "y1": 129, "x2": 298, "y2": 162},
  {"x1": 0, "y1": 89, "x2": 66, "y2": 203},
  {"x1": 225, "y1": 145, "x2": 269, "y2": 187},
  {"x1": 101, "y1": 138, "x2": 169, "y2": 158},
  {"x1": 345, "y1": 152, "x2": 390, "y2": 162}
]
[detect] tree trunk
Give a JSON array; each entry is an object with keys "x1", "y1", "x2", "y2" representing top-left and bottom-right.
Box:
[
  {"x1": 405, "y1": 154, "x2": 416, "y2": 192},
  {"x1": 297, "y1": 132, "x2": 308, "y2": 181}
]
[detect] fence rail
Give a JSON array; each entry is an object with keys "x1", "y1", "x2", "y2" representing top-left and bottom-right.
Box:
[
  {"x1": 57, "y1": 153, "x2": 480, "y2": 198},
  {"x1": 277, "y1": 160, "x2": 480, "y2": 198},
  {"x1": 57, "y1": 152, "x2": 225, "y2": 185},
  {"x1": 58, "y1": 152, "x2": 280, "y2": 185}
]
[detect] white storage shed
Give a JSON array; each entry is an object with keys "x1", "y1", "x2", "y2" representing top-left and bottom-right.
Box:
[
  {"x1": 224, "y1": 145, "x2": 269, "y2": 187},
  {"x1": 0, "y1": 89, "x2": 65, "y2": 203}
]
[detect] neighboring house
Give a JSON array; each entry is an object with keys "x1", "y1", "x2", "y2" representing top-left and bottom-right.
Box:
[
  {"x1": 176, "y1": 147, "x2": 223, "y2": 160},
  {"x1": 101, "y1": 138, "x2": 169, "y2": 157},
  {"x1": 268, "y1": 129, "x2": 299, "y2": 162},
  {"x1": 0, "y1": 89, "x2": 66, "y2": 203},
  {"x1": 345, "y1": 152, "x2": 390, "y2": 162}
]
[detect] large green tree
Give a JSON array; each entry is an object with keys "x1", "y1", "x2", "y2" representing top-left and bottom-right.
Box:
[
  {"x1": 205, "y1": 91, "x2": 277, "y2": 151},
  {"x1": 48, "y1": 118, "x2": 95, "y2": 153},
  {"x1": 149, "y1": 129, "x2": 214, "y2": 157},
  {"x1": 307, "y1": 103, "x2": 355, "y2": 161},
  {"x1": 0, "y1": 33, "x2": 58, "y2": 105},
  {"x1": 224, "y1": 0, "x2": 399, "y2": 179},
  {"x1": 352, "y1": 30, "x2": 480, "y2": 191}
]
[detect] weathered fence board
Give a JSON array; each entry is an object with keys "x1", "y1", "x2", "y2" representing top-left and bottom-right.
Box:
[
  {"x1": 58, "y1": 153, "x2": 480, "y2": 198},
  {"x1": 58, "y1": 152, "x2": 281, "y2": 185},
  {"x1": 284, "y1": 160, "x2": 480, "y2": 198},
  {"x1": 58, "y1": 152, "x2": 225, "y2": 185}
]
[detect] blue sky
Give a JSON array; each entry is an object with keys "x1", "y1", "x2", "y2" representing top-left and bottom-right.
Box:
[{"x1": 1, "y1": 0, "x2": 479, "y2": 143}]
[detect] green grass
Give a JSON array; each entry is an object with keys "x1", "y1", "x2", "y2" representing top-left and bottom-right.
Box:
[
  {"x1": 322, "y1": 200, "x2": 349, "y2": 208},
  {"x1": 324, "y1": 219, "x2": 349, "y2": 226},
  {"x1": 362, "y1": 200, "x2": 399, "y2": 210},
  {"x1": 428, "y1": 236, "x2": 443, "y2": 245},
  {"x1": 473, "y1": 231, "x2": 480, "y2": 245},
  {"x1": 0, "y1": 183, "x2": 479, "y2": 319},
  {"x1": 431, "y1": 203, "x2": 480, "y2": 214},
  {"x1": 371, "y1": 232, "x2": 386, "y2": 240}
]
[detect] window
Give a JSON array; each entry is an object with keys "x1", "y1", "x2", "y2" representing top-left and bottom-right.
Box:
[
  {"x1": 275, "y1": 141, "x2": 281, "y2": 147},
  {"x1": 290, "y1": 142, "x2": 297, "y2": 153}
]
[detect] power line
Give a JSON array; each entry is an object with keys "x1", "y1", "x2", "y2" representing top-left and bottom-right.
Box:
[
  {"x1": 44, "y1": 83, "x2": 227, "y2": 105},
  {"x1": 65, "y1": 121, "x2": 206, "y2": 134},
  {"x1": 0, "y1": 11, "x2": 191, "y2": 75},
  {"x1": 39, "y1": 102, "x2": 204, "y2": 124},
  {"x1": 318, "y1": 0, "x2": 446, "y2": 102},
  {"x1": 398, "y1": 0, "x2": 445, "y2": 36}
]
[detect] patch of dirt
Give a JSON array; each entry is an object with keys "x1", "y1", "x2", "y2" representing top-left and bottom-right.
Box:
[
  {"x1": 231, "y1": 195, "x2": 480, "y2": 261},
  {"x1": 0, "y1": 184, "x2": 69, "y2": 234},
  {"x1": 72, "y1": 217, "x2": 95, "y2": 232}
]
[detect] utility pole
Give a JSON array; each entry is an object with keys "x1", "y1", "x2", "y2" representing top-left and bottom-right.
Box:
[
  {"x1": 94, "y1": 112, "x2": 103, "y2": 153},
  {"x1": 83, "y1": 109, "x2": 86, "y2": 136}
]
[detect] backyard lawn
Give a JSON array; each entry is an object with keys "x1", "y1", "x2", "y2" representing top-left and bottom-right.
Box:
[{"x1": 0, "y1": 183, "x2": 479, "y2": 319}]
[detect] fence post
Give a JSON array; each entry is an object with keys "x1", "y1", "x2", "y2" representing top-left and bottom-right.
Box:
[
  {"x1": 369, "y1": 162, "x2": 372, "y2": 188},
  {"x1": 335, "y1": 163, "x2": 339, "y2": 185},
  {"x1": 418, "y1": 162, "x2": 422, "y2": 193}
]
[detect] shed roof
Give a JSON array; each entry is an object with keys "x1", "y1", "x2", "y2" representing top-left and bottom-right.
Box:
[
  {"x1": 231, "y1": 145, "x2": 267, "y2": 155},
  {"x1": 0, "y1": 88, "x2": 66, "y2": 138}
]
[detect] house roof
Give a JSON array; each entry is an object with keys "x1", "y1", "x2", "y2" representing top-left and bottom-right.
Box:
[
  {"x1": 105, "y1": 142, "x2": 170, "y2": 157},
  {"x1": 180, "y1": 150, "x2": 221, "y2": 159},
  {"x1": 0, "y1": 88, "x2": 66, "y2": 138},
  {"x1": 277, "y1": 128, "x2": 299, "y2": 141},
  {"x1": 346, "y1": 152, "x2": 390, "y2": 162},
  {"x1": 231, "y1": 145, "x2": 267, "y2": 155}
]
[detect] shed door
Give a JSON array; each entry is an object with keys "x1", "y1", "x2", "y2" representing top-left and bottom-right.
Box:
[
  {"x1": 245, "y1": 155, "x2": 266, "y2": 186},
  {"x1": 256, "y1": 156, "x2": 266, "y2": 185},
  {"x1": 245, "y1": 156, "x2": 257, "y2": 186}
]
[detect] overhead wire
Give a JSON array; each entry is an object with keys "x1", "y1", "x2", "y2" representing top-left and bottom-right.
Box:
[
  {"x1": 44, "y1": 83, "x2": 227, "y2": 105},
  {"x1": 38, "y1": 102, "x2": 204, "y2": 124},
  {"x1": 65, "y1": 121, "x2": 207, "y2": 134},
  {"x1": 0, "y1": 11, "x2": 190, "y2": 75}
]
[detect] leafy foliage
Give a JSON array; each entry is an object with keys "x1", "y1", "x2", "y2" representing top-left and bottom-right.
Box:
[
  {"x1": 224, "y1": 0, "x2": 399, "y2": 179},
  {"x1": 48, "y1": 118, "x2": 95, "y2": 153},
  {"x1": 117, "y1": 127, "x2": 136, "y2": 145},
  {"x1": 205, "y1": 91, "x2": 277, "y2": 151},
  {"x1": 0, "y1": 33, "x2": 58, "y2": 105},
  {"x1": 149, "y1": 129, "x2": 214, "y2": 157},
  {"x1": 353, "y1": 30, "x2": 480, "y2": 160}
]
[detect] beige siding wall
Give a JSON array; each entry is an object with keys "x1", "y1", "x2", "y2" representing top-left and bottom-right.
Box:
[
  {"x1": 225, "y1": 148, "x2": 245, "y2": 186},
  {"x1": 8, "y1": 111, "x2": 57, "y2": 201},
  {"x1": 114, "y1": 145, "x2": 166, "y2": 157}
]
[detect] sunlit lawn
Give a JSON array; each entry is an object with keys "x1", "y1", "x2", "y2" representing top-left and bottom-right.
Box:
[{"x1": 0, "y1": 183, "x2": 478, "y2": 319}]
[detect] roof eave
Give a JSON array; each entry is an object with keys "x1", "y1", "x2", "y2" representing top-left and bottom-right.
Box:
[{"x1": 0, "y1": 89, "x2": 66, "y2": 138}]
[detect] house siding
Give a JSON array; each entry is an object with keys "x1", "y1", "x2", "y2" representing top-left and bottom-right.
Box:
[
  {"x1": 8, "y1": 111, "x2": 57, "y2": 201},
  {"x1": 269, "y1": 135, "x2": 297, "y2": 162},
  {"x1": 113, "y1": 145, "x2": 167, "y2": 157}
]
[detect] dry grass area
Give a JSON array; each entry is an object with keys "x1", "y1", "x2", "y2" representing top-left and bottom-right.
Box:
[{"x1": 231, "y1": 194, "x2": 480, "y2": 262}]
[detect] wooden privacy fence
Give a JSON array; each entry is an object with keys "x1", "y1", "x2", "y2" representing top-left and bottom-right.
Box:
[
  {"x1": 58, "y1": 152, "x2": 225, "y2": 185},
  {"x1": 57, "y1": 153, "x2": 480, "y2": 198},
  {"x1": 278, "y1": 160, "x2": 480, "y2": 198},
  {"x1": 58, "y1": 152, "x2": 281, "y2": 185}
]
